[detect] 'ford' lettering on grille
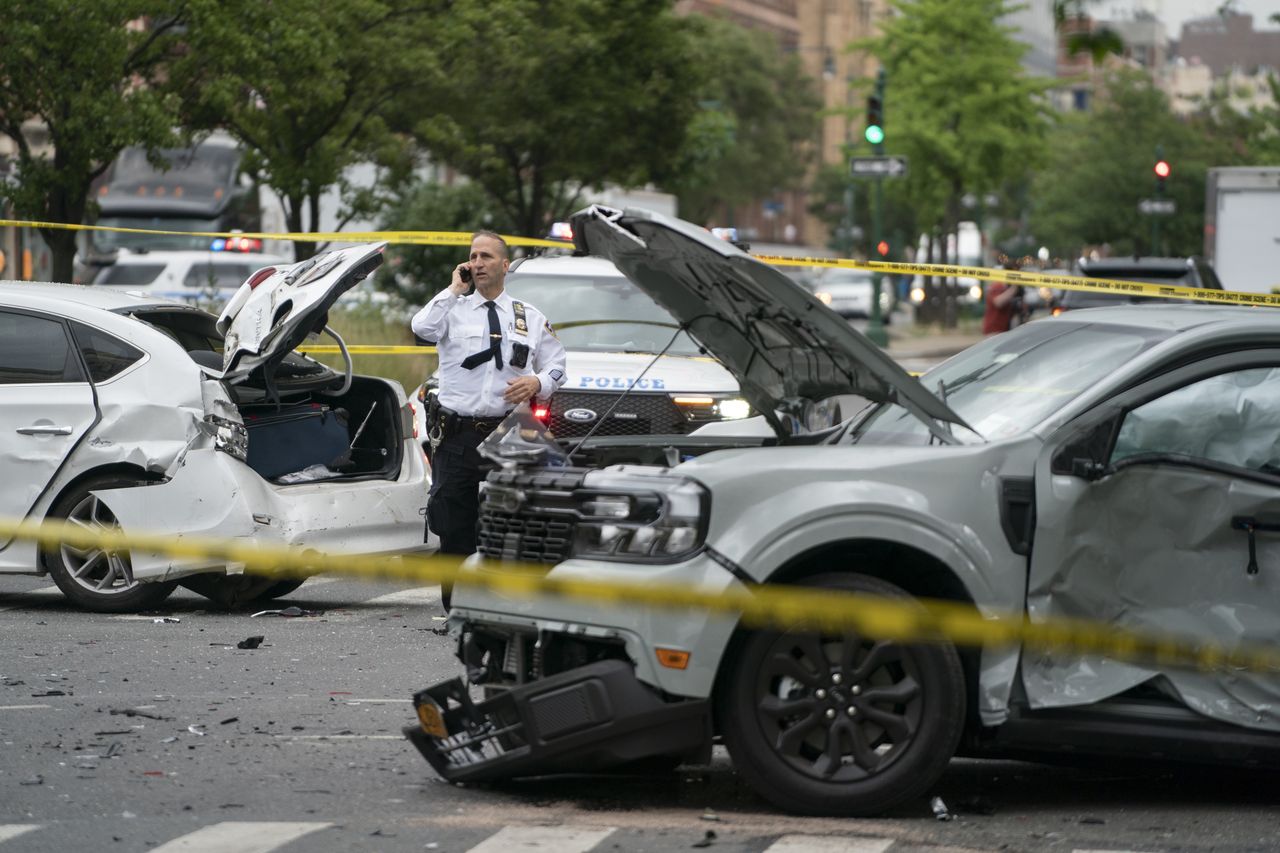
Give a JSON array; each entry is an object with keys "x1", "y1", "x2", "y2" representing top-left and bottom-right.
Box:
[
  {"x1": 577, "y1": 376, "x2": 666, "y2": 389},
  {"x1": 564, "y1": 408, "x2": 598, "y2": 423}
]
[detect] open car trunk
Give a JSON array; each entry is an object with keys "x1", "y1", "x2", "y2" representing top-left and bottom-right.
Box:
[{"x1": 228, "y1": 375, "x2": 404, "y2": 483}]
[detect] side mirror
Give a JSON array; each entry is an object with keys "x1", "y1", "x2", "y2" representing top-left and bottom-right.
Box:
[{"x1": 1050, "y1": 411, "x2": 1121, "y2": 480}]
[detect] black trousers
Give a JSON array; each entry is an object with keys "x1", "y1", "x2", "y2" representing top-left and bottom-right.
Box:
[{"x1": 426, "y1": 426, "x2": 488, "y2": 555}]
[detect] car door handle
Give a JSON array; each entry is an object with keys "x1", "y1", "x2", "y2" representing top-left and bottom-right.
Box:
[
  {"x1": 16, "y1": 425, "x2": 74, "y2": 436},
  {"x1": 1231, "y1": 516, "x2": 1280, "y2": 576}
]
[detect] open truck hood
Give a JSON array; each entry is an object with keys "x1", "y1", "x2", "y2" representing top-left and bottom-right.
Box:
[
  {"x1": 217, "y1": 243, "x2": 385, "y2": 385},
  {"x1": 570, "y1": 206, "x2": 970, "y2": 441}
]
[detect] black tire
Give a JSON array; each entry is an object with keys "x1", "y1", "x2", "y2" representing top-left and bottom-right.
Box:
[
  {"x1": 43, "y1": 474, "x2": 177, "y2": 613},
  {"x1": 257, "y1": 579, "x2": 306, "y2": 600},
  {"x1": 717, "y1": 572, "x2": 966, "y2": 816}
]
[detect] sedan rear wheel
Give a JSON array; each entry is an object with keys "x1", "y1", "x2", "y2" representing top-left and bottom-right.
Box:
[
  {"x1": 718, "y1": 572, "x2": 966, "y2": 815},
  {"x1": 44, "y1": 475, "x2": 177, "y2": 613}
]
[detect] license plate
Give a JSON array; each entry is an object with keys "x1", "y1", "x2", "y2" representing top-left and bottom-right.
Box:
[{"x1": 416, "y1": 702, "x2": 448, "y2": 738}]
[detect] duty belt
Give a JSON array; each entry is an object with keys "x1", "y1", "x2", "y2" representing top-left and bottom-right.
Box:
[{"x1": 454, "y1": 414, "x2": 508, "y2": 435}]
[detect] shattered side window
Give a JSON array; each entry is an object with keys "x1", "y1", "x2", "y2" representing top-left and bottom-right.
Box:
[{"x1": 1112, "y1": 366, "x2": 1280, "y2": 475}]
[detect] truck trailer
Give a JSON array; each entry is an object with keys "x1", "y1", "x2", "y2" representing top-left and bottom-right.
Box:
[{"x1": 1204, "y1": 166, "x2": 1280, "y2": 294}]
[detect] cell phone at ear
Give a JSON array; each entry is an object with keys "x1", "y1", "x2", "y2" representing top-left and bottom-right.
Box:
[{"x1": 460, "y1": 266, "x2": 475, "y2": 295}]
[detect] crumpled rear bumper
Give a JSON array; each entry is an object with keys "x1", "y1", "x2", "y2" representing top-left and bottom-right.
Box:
[{"x1": 403, "y1": 660, "x2": 710, "y2": 782}]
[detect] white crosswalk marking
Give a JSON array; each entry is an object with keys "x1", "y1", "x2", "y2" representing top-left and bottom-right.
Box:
[
  {"x1": 147, "y1": 821, "x2": 331, "y2": 853},
  {"x1": 364, "y1": 586, "x2": 442, "y2": 606},
  {"x1": 765, "y1": 836, "x2": 894, "y2": 853},
  {"x1": 0, "y1": 826, "x2": 40, "y2": 844},
  {"x1": 464, "y1": 825, "x2": 616, "y2": 853}
]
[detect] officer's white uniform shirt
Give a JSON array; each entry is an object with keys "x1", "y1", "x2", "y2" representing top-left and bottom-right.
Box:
[{"x1": 411, "y1": 288, "x2": 567, "y2": 417}]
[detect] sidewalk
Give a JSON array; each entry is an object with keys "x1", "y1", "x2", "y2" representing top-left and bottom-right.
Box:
[{"x1": 884, "y1": 325, "x2": 984, "y2": 360}]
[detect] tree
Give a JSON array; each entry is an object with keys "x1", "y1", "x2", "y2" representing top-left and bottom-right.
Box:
[
  {"x1": 375, "y1": 179, "x2": 508, "y2": 308},
  {"x1": 1029, "y1": 70, "x2": 1247, "y2": 258},
  {"x1": 402, "y1": 0, "x2": 702, "y2": 237},
  {"x1": 0, "y1": 1, "x2": 188, "y2": 282},
  {"x1": 175, "y1": 0, "x2": 436, "y2": 260},
  {"x1": 860, "y1": 0, "x2": 1053, "y2": 324},
  {"x1": 664, "y1": 16, "x2": 822, "y2": 225}
]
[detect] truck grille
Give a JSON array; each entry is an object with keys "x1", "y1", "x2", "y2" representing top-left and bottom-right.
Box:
[
  {"x1": 548, "y1": 391, "x2": 689, "y2": 438},
  {"x1": 476, "y1": 469, "x2": 589, "y2": 564}
]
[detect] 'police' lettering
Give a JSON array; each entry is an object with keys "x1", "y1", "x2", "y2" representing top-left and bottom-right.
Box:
[{"x1": 578, "y1": 376, "x2": 666, "y2": 390}]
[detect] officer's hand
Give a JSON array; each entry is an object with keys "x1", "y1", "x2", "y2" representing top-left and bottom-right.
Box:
[
  {"x1": 448, "y1": 264, "x2": 471, "y2": 296},
  {"x1": 503, "y1": 375, "x2": 541, "y2": 405}
]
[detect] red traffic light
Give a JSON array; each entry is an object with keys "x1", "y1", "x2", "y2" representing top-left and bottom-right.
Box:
[
  {"x1": 876, "y1": 240, "x2": 890, "y2": 257},
  {"x1": 1154, "y1": 160, "x2": 1171, "y2": 179}
]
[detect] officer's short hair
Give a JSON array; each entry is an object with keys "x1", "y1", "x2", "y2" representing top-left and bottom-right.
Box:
[{"x1": 471, "y1": 230, "x2": 509, "y2": 259}]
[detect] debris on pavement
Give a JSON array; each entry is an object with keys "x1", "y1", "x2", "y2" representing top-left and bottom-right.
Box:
[
  {"x1": 251, "y1": 606, "x2": 323, "y2": 618},
  {"x1": 692, "y1": 829, "x2": 717, "y2": 848},
  {"x1": 219, "y1": 717, "x2": 239, "y2": 725},
  {"x1": 236, "y1": 636, "x2": 265, "y2": 649},
  {"x1": 700, "y1": 809, "x2": 721, "y2": 822},
  {"x1": 152, "y1": 617, "x2": 181, "y2": 624},
  {"x1": 19, "y1": 775, "x2": 43, "y2": 786},
  {"x1": 110, "y1": 708, "x2": 170, "y2": 721},
  {"x1": 931, "y1": 795, "x2": 954, "y2": 821},
  {"x1": 187, "y1": 725, "x2": 207, "y2": 737}
]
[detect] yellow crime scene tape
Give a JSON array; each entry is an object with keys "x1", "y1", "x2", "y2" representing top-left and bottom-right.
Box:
[
  {"x1": 758, "y1": 254, "x2": 1280, "y2": 309},
  {"x1": 5, "y1": 218, "x2": 1279, "y2": 307},
  {"x1": 1, "y1": 516, "x2": 1277, "y2": 676}
]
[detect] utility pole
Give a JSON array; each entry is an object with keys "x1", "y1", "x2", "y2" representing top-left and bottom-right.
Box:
[
  {"x1": 1152, "y1": 144, "x2": 1169, "y2": 256},
  {"x1": 865, "y1": 68, "x2": 889, "y2": 347}
]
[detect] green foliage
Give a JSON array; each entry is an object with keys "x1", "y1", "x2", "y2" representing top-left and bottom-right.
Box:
[
  {"x1": 403, "y1": 0, "x2": 701, "y2": 236},
  {"x1": 860, "y1": 0, "x2": 1053, "y2": 237},
  {"x1": 174, "y1": 0, "x2": 435, "y2": 260},
  {"x1": 0, "y1": 0, "x2": 190, "y2": 280},
  {"x1": 664, "y1": 16, "x2": 822, "y2": 225},
  {"x1": 807, "y1": 164, "x2": 920, "y2": 259},
  {"x1": 374, "y1": 180, "x2": 509, "y2": 308},
  {"x1": 1028, "y1": 71, "x2": 1252, "y2": 258}
]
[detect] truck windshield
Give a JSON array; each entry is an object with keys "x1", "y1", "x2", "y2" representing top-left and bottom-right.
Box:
[
  {"x1": 846, "y1": 321, "x2": 1170, "y2": 446},
  {"x1": 504, "y1": 273, "x2": 706, "y2": 357}
]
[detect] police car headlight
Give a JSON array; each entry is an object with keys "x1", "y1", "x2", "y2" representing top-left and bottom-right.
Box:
[
  {"x1": 716, "y1": 398, "x2": 751, "y2": 420},
  {"x1": 572, "y1": 471, "x2": 708, "y2": 562}
]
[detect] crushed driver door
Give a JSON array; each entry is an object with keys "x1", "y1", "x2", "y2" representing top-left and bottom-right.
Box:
[{"x1": 1025, "y1": 352, "x2": 1280, "y2": 731}]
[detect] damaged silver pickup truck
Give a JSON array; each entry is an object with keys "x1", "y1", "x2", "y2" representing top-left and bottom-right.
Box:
[
  {"x1": 406, "y1": 206, "x2": 1280, "y2": 815},
  {"x1": 0, "y1": 243, "x2": 429, "y2": 612}
]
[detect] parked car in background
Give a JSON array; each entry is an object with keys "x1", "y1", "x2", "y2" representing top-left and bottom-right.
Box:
[
  {"x1": 408, "y1": 206, "x2": 1280, "y2": 818},
  {"x1": 0, "y1": 243, "x2": 429, "y2": 613},
  {"x1": 811, "y1": 267, "x2": 893, "y2": 322},
  {"x1": 91, "y1": 247, "x2": 292, "y2": 309},
  {"x1": 1054, "y1": 256, "x2": 1223, "y2": 313}
]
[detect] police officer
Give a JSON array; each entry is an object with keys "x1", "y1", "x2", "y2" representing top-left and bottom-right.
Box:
[{"x1": 411, "y1": 231, "x2": 567, "y2": 595}]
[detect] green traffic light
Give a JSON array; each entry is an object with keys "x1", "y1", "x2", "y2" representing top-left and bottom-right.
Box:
[{"x1": 865, "y1": 125, "x2": 884, "y2": 145}]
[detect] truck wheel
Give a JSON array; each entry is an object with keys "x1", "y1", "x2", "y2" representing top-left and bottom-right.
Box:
[
  {"x1": 718, "y1": 572, "x2": 965, "y2": 816},
  {"x1": 44, "y1": 475, "x2": 177, "y2": 613}
]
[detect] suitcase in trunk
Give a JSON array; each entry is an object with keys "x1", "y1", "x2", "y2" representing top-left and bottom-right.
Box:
[{"x1": 244, "y1": 404, "x2": 351, "y2": 479}]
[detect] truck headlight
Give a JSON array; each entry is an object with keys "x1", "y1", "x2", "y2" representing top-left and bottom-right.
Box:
[{"x1": 573, "y1": 471, "x2": 709, "y2": 562}]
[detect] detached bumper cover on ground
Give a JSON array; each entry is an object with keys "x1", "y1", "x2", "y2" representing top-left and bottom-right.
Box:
[{"x1": 404, "y1": 660, "x2": 710, "y2": 782}]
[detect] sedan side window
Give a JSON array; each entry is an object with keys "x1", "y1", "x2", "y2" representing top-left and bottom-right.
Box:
[
  {"x1": 1112, "y1": 366, "x2": 1280, "y2": 474},
  {"x1": 70, "y1": 322, "x2": 145, "y2": 383},
  {"x1": 0, "y1": 310, "x2": 84, "y2": 384}
]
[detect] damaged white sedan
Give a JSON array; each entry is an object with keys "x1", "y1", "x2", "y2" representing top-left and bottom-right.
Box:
[{"x1": 0, "y1": 243, "x2": 429, "y2": 612}]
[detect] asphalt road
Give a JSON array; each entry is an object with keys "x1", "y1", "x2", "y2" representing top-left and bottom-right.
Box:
[{"x1": 2, "y1": 574, "x2": 1278, "y2": 853}]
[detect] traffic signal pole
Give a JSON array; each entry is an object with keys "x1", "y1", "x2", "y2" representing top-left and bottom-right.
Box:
[
  {"x1": 1151, "y1": 144, "x2": 1165, "y2": 256},
  {"x1": 866, "y1": 69, "x2": 889, "y2": 348}
]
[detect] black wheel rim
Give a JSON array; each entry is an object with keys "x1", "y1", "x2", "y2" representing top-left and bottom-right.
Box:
[{"x1": 752, "y1": 631, "x2": 924, "y2": 782}]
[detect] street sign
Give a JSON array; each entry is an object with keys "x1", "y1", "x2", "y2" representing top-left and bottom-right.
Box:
[
  {"x1": 849, "y1": 156, "x2": 909, "y2": 178},
  {"x1": 1139, "y1": 198, "x2": 1176, "y2": 215}
]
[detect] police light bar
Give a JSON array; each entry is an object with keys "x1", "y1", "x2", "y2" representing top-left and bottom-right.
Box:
[
  {"x1": 211, "y1": 236, "x2": 264, "y2": 252},
  {"x1": 547, "y1": 222, "x2": 574, "y2": 242},
  {"x1": 710, "y1": 227, "x2": 739, "y2": 242}
]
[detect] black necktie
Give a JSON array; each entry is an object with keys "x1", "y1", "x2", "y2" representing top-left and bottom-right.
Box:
[{"x1": 461, "y1": 300, "x2": 503, "y2": 370}]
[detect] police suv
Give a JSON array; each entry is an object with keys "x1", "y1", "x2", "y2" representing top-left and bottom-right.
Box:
[{"x1": 415, "y1": 252, "x2": 749, "y2": 447}]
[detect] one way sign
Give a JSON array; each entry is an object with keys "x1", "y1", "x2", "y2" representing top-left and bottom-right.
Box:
[{"x1": 849, "y1": 156, "x2": 909, "y2": 178}]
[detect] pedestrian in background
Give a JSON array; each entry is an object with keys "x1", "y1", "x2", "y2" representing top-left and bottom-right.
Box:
[
  {"x1": 410, "y1": 231, "x2": 567, "y2": 606},
  {"x1": 982, "y1": 256, "x2": 1024, "y2": 335}
]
